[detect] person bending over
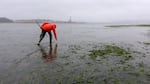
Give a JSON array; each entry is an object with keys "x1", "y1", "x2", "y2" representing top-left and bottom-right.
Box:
[{"x1": 37, "y1": 21, "x2": 57, "y2": 45}]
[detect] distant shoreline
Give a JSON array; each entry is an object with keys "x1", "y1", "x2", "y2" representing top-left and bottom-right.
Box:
[
  {"x1": 0, "y1": 17, "x2": 89, "y2": 24},
  {"x1": 106, "y1": 24, "x2": 150, "y2": 27},
  {"x1": 0, "y1": 22, "x2": 88, "y2": 24},
  {"x1": 1, "y1": 22, "x2": 150, "y2": 27}
]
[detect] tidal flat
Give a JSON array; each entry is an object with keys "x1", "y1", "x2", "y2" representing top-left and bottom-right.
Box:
[{"x1": 0, "y1": 23, "x2": 150, "y2": 84}]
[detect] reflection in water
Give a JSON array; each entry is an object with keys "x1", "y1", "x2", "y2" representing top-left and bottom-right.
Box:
[{"x1": 39, "y1": 44, "x2": 58, "y2": 63}]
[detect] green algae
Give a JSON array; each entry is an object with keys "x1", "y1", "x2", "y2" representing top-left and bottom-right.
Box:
[
  {"x1": 144, "y1": 42, "x2": 150, "y2": 45},
  {"x1": 89, "y1": 45, "x2": 131, "y2": 59},
  {"x1": 15, "y1": 43, "x2": 150, "y2": 84}
]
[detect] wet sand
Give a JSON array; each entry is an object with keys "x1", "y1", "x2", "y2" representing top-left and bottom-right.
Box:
[{"x1": 0, "y1": 23, "x2": 150, "y2": 83}]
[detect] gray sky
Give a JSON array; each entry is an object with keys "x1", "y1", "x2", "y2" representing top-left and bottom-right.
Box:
[{"x1": 1, "y1": 0, "x2": 150, "y2": 22}]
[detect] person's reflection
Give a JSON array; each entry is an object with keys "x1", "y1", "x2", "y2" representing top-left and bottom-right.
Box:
[{"x1": 39, "y1": 44, "x2": 57, "y2": 63}]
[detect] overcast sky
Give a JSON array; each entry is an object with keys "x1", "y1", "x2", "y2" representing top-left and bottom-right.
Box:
[{"x1": 1, "y1": 0, "x2": 150, "y2": 22}]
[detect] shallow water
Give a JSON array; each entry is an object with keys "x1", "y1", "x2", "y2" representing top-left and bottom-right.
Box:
[{"x1": 0, "y1": 23, "x2": 150, "y2": 83}]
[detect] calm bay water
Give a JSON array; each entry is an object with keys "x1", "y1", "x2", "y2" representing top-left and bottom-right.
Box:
[{"x1": 0, "y1": 23, "x2": 150, "y2": 84}]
